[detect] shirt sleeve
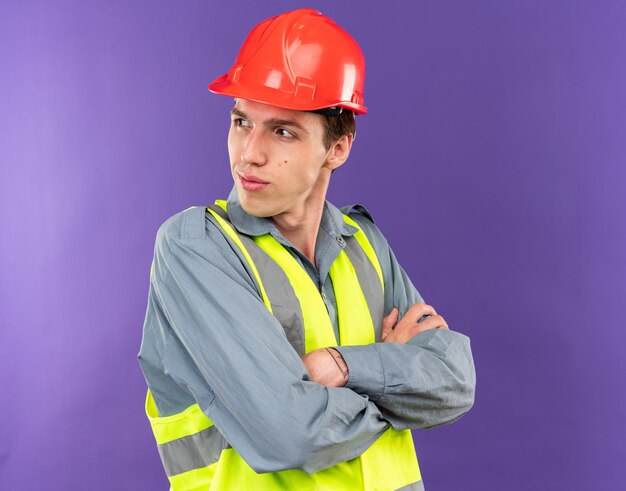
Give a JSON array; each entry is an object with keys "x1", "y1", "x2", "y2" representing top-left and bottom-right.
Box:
[
  {"x1": 138, "y1": 208, "x2": 390, "y2": 474},
  {"x1": 333, "y1": 209, "x2": 476, "y2": 431}
]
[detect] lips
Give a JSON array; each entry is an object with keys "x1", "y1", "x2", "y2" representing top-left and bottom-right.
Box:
[
  {"x1": 237, "y1": 171, "x2": 269, "y2": 191},
  {"x1": 238, "y1": 172, "x2": 268, "y2": 184}
]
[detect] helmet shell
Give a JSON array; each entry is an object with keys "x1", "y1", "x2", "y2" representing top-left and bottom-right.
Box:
[{"x1": 208, "y1": 8, "x2": 367, "y2": 114}]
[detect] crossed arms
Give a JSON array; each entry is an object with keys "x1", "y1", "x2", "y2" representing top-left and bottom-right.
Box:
[{"x1": 138, "y1": 207, "x2": 475, "y2": 474}]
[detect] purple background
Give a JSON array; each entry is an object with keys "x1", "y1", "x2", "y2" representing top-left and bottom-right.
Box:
[{"x1": 1, "y1": 1, "x2": 625, "y2": 490}]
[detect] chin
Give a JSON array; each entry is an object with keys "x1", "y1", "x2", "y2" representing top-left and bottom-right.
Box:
[{"x1": 239, "y1": 196, "x2": 276, "y2": 218}]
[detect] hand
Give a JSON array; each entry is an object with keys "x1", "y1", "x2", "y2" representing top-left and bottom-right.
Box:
[
  {"x1": 301, "y1": 347, "x2": 349, "y2": 387},
  {"x1": 382, "y1": 303, "x2": 449, "y2": 344}
]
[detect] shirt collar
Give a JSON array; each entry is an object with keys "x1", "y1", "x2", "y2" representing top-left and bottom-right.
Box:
[{"x1": 225, "y1": 185, "x2": 359, "y2": 240}]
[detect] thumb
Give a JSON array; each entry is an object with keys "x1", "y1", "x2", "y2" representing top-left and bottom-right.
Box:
[{"x1": 382, "y1": 307, "x2": 399, "y2": 339}]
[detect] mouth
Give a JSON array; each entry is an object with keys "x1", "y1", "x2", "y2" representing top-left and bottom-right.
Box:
[
  {"x1": 238, "y1": 172, "x2": 269, "y2": 184},
  {"x1": 237, "y1": 171, "x2": 269, "y2": 191}
]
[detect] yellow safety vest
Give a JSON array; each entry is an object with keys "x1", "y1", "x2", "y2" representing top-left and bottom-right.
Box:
[{"x1": 145, "y1": 201, "x2": 422, "y2": 490}]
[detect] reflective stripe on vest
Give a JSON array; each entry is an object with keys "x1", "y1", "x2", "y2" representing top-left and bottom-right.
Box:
[{"x1": 145, "y1": 202, "x2": 422, "y2": 490}]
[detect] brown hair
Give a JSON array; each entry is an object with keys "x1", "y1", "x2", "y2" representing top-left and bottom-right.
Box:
[{"x1": 321, "y1": 110, "x2": 356, "y2": 151}]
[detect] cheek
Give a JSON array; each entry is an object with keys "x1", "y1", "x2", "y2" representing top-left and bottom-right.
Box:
[{"x1": 291, "y1": 161, "x2": 323, "y2": 189}]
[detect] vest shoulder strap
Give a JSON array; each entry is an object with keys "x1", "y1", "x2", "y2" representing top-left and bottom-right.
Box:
[{"x1": 206, "y1": 203, "x2": 306, "y2": 355}]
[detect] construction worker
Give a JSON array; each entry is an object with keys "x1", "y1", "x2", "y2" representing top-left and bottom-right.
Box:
[{"x1": 138, "y1": 8, "x2": 475, "y2": 491}]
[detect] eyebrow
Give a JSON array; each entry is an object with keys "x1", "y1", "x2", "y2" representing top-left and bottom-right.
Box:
[{"x1": 231, "y1": 108, "x2": 309, "y2": 134}]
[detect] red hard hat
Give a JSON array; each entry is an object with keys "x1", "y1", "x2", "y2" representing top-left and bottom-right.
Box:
[{"x1": 208, "y1": 8, "x2": 367, "y2": 115}]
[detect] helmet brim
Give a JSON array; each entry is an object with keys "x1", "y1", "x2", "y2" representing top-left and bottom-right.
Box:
[{"x1": 208, "y1": 74, "x2": 368, "y2": 115}]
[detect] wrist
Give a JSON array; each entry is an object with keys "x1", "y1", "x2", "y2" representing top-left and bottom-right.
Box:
[{"x1": 325, "y1": 347, "x2": 349, "y2": 386}]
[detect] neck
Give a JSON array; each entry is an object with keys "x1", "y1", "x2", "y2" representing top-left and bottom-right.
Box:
[{"x1": 271, "y1": 175, "x2": 330, "y2": 268}]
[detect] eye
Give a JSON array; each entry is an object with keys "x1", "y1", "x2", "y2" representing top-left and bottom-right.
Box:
[
  {"x1": 276, "y1": 128, "x2": 295, "y2": 139},
  {"x1": 232, "y1": 117, "x2": 251, "y2": 128}
]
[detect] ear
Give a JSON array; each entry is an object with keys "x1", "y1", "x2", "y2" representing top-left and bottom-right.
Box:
[{"x1": 323, "y1": 134, "x2": 354, "y2": 171}]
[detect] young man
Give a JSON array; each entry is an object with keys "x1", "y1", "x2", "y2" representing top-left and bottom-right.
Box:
[{"x1": 139, "y1": 8, "x2": 475, "y2": 491}]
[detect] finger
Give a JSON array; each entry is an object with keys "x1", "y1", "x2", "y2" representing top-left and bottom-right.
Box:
[
  {"x1": 383, "y1": 307, "x2": 399, "y2": 327},
  {"x1": 412, "y1": 315, "x2": 447, "y2": 333},
  {"x1": 407, "y1": 303, "x2": 437, "y2": 322},
  {"x1": 382, "y1": 307, "x2": 398, "y2": 339}
]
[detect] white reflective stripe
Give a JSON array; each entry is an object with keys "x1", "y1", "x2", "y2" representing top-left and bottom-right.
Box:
[
  {"x1": 207, "y1": 204, "x2": 306, "y2": 355},
  {"x1": 158, "y1": 425, "x2": 229, "y2": 477},
  {"x1": 241, "y1": 235, "x2": 306, "y2": 355},
  {"x1": 342, "y1": 214, "x2": 384, "y2": 289}
]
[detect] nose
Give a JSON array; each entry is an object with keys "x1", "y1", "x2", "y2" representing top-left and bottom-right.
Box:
[{"x1": 240, "y1": 128, "x2": 267, "y2": 167}]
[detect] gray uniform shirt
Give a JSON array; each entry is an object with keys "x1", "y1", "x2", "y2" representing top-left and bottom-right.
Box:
[{"x1": 138, "y1": 187, "x2": 475, "y2": 474}]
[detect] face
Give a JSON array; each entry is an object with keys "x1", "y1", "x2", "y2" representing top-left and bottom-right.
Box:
[{"x1": 228, "y1": 99, "x2": 338, "y2": 218}]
